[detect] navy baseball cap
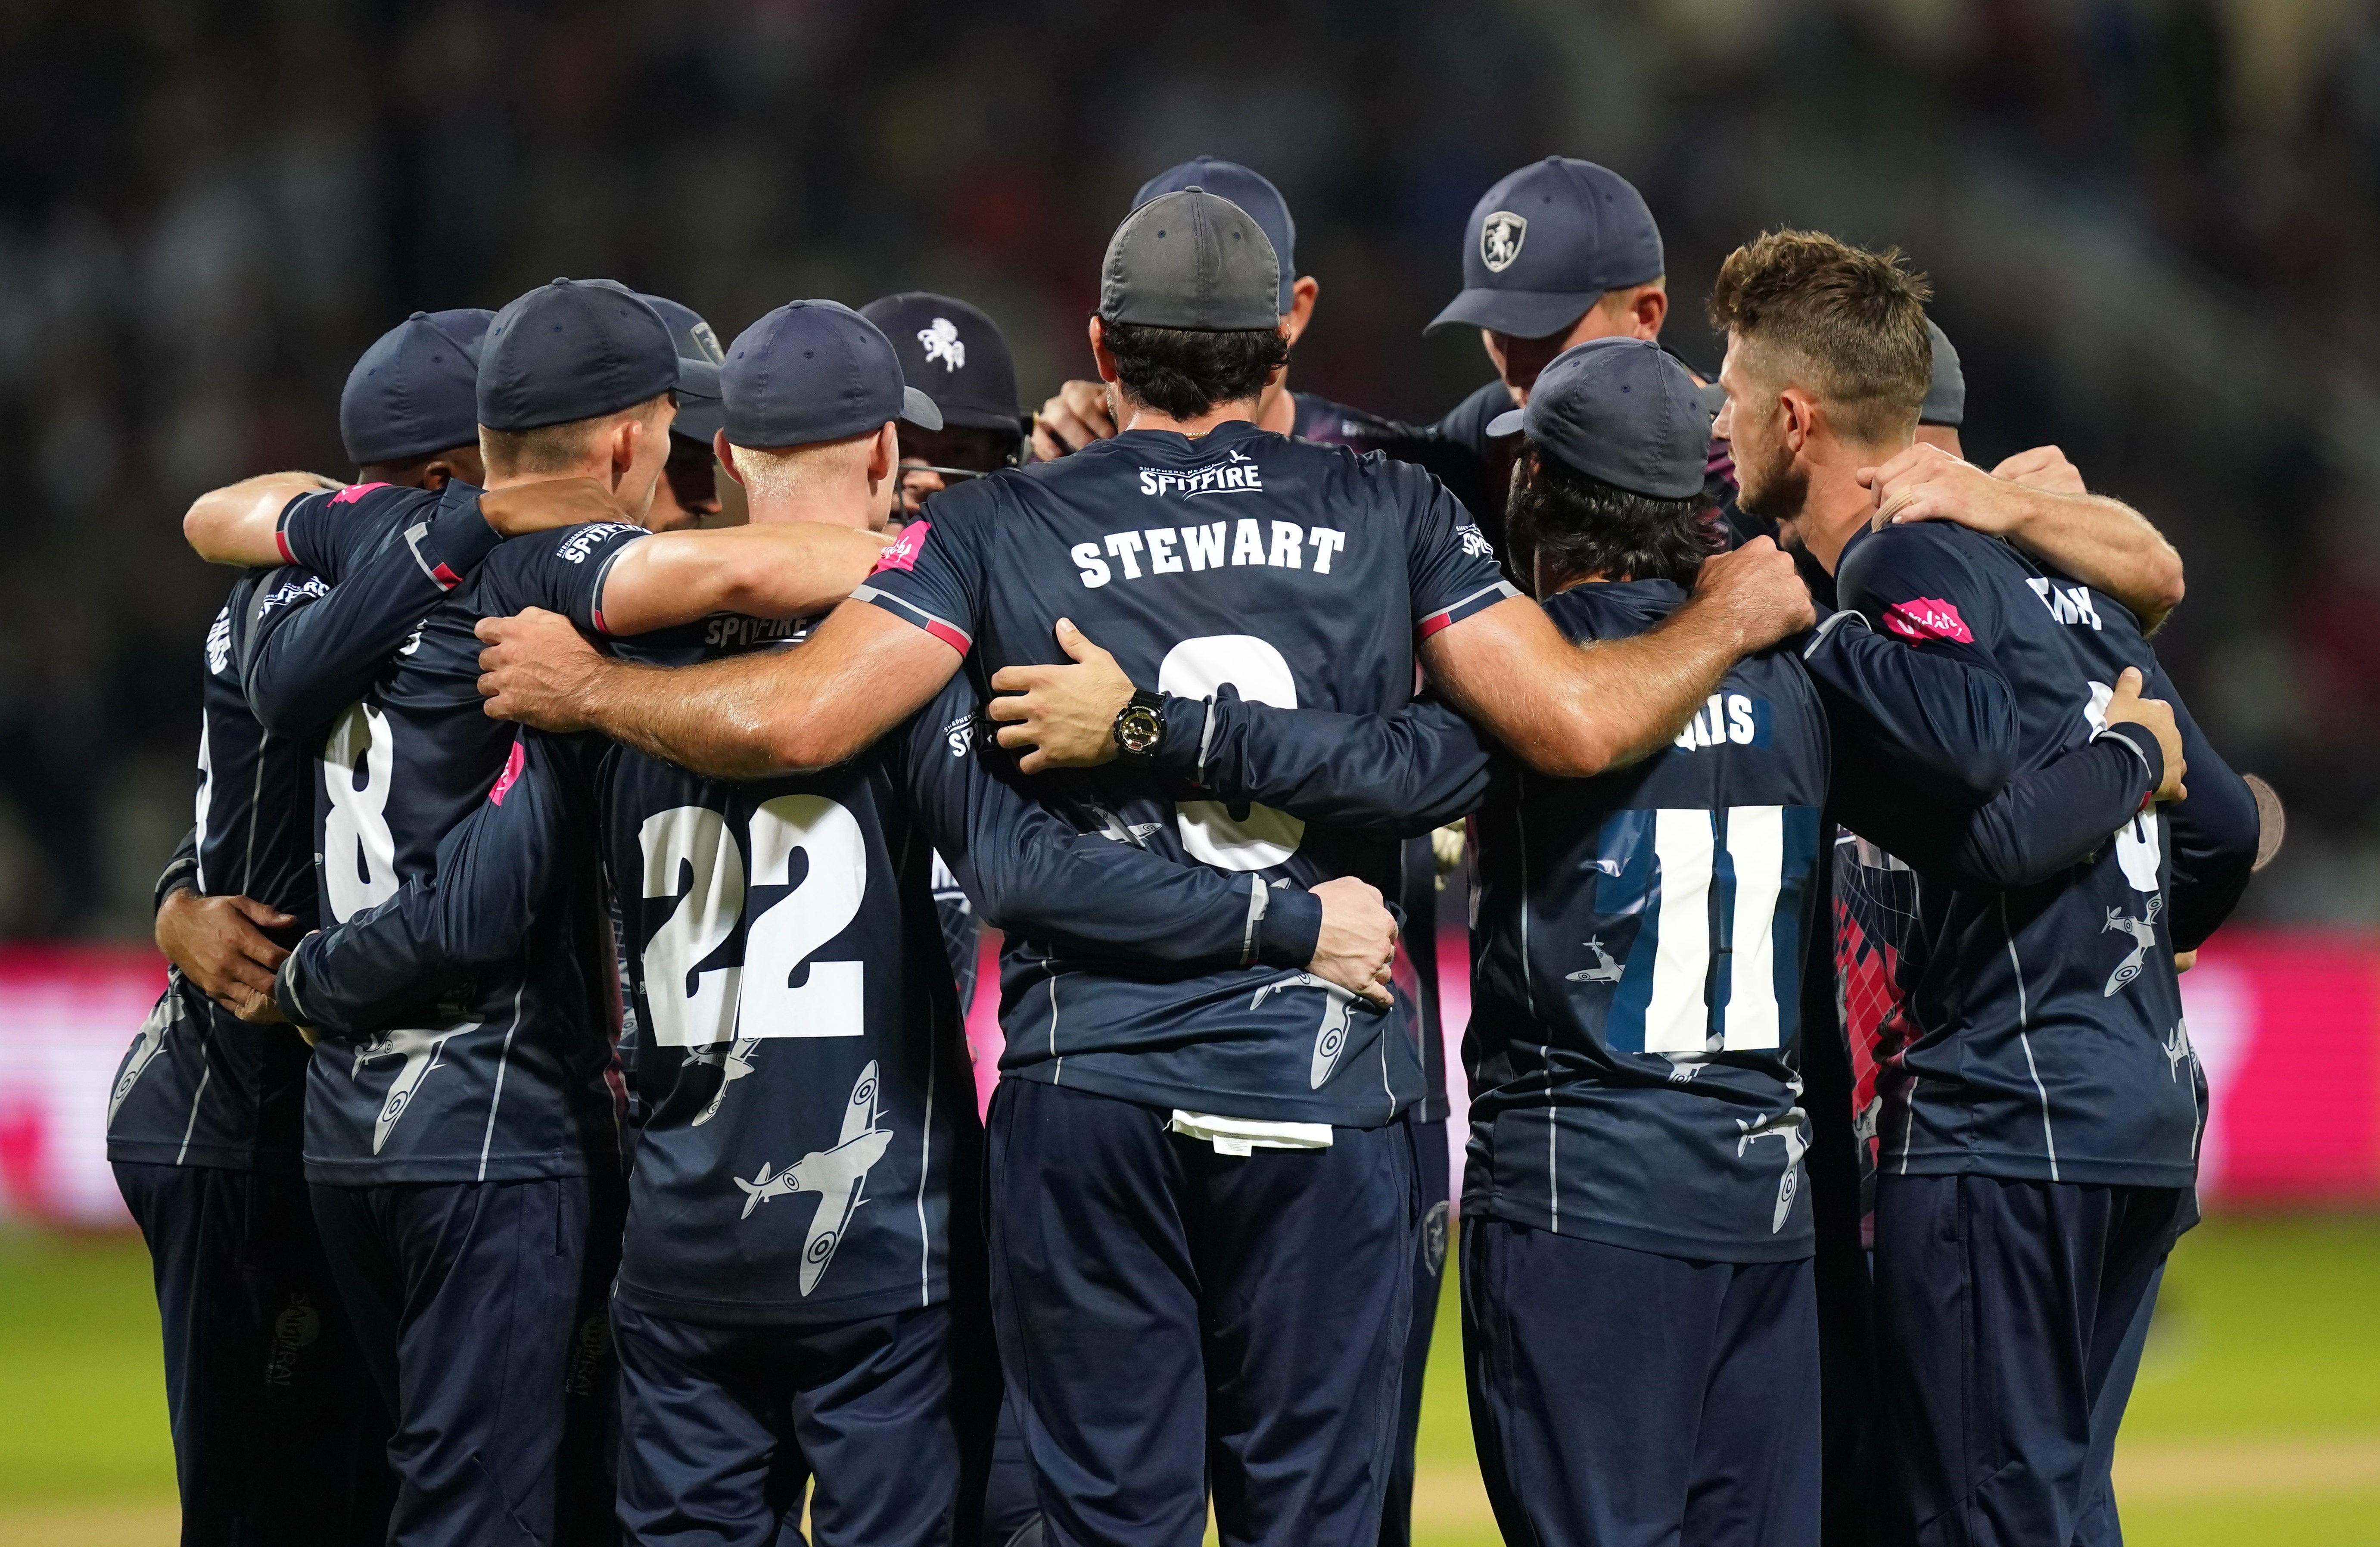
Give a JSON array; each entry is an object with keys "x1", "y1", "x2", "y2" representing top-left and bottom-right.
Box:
[
  {"x1": 1486, "y1": 338, "x2": 1712, "y2": 500},
  {"x1": 637, "y1": 293, "x2": 727, "y2": 447},
  {"x1": 477, "y1": 279, "x2": 680, "y2": 433},
  {"x1": 1428, "y1": 158, "x2": 1665, "y2": 339},
  {"x1": 860, "y1": 293, "x2": 1024, "y2": 434},
  {"x1": 1133, "y1": 157, "x2": 1297, "y2": 314},
  {"x1": 339, "y1": 308, "x2": 491, "y2": 465},
  {"x1": 1920, "y1": 319, "x2": 1963, "y2": 427},
  {"x1": 1101, "y1": 189, "x2": 1280, "y2": 332},
  {"x1": 722, "y1": 300, "x2": 942, "y2": 450}
]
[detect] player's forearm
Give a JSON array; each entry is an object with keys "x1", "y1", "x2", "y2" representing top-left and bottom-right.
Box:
[
  {"x1": 184, "y1": 472, "x2": 341, "y2": 566},
  {"x1": 603, "y1": 526, "x2": 886, "y2": 634},
  {"x1": 246, "y1": 491, "x2": 498, "y2": 735},
  {"x1": 1923, "y1": 732, "x2": 2161, "y2": 890},
  {"x1": 1508, "y1": 598, "x2": 1747, "y2": 778},
  {"x1": 2006, "y1": 494, "x2": 2184, "y2": 630},
  {"x1": 1153, "y1": 693, "x2": 1493, "y2": 837},
  {"x1": 958, "y1": 829, "x2": 1320, "y2": 970},
  {"x1": 576, "y1": 647, "x2": 885, "y2": 778}
]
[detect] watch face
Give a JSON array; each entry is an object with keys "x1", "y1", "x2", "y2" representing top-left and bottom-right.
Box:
[{"x1": 1116, "y1": 705, "x2": 1162, "y2": 754}]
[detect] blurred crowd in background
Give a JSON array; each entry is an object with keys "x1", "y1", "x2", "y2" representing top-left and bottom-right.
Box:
[{"x1": 1, "y1": 0, "x2": 2375, "y2": 936}]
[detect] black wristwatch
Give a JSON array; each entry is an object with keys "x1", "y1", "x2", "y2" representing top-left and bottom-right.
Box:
[{"x1": 1112, "y1": 689, "x2": 1165, "y2": 756}]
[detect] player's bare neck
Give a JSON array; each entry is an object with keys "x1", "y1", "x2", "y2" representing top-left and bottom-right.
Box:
[
  {"x1": 1120, "y1": 395, "x2": 1263, "y2": 441},
  {"x1": 748, "y1": 492, "x2": 872, "y2": 532}
]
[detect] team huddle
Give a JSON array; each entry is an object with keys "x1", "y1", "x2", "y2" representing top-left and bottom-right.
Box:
[{"x1": 113, "y1": 152, "x2": 2260, "y2": 1547}]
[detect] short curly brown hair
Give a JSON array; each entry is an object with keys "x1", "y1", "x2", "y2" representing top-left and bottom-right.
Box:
[{"x1": 1707, "y1": 229, "x2": 1932, "y2": 445}]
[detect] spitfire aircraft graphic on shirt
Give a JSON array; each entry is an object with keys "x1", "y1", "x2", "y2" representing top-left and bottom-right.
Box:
[
  {"x1": 110, "y1": 993, "x2": 180, "y2": 1128},
  {"x1": 732, "y1": 1061, "x2": 897, "y2": 1296},
  {"x1": 1250, "y1": 973, "x2": 1362, "y2": 1089},
  {"x1": 351, "y1": 1023, "x2": 474, "y2": 1155},
  {"x1": 687, "y1": 1036, "x2": 761, "y2": 1127}
]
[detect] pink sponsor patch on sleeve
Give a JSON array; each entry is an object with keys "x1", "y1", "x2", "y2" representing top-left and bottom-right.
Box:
[
  {"x1": 1881, "y1": 597, "x2": 1974, "y2": 645},
  {"x1": 330, "y1": 481, "x2": 391, "y2": 506},
  {"x1": 488, "y1": 740, "x2": 527, "y2": 806},
  {"x1": 872, "y1": 519, "x2": 930, "y2": 575}
]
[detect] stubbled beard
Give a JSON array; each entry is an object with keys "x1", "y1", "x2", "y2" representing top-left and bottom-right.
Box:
[{"x1": 1734, "y1": 451, "x2": 1806, "y2": 529}]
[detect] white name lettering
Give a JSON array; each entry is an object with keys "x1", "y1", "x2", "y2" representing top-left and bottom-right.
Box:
[{"x1": 1074, "y1": 524, "x2": 1351, "y2": 588}]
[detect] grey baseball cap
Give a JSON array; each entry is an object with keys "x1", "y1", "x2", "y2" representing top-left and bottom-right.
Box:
[
  {"x1": 1099, "y1": 188, "x2": 1281, "y2": 332},
  {"x1": 1920, "y1": 319, "x2": 1963, "y2": 428},
  {"x1": 1428, "y1": 158, "x2": 1665, "y2": 339},
  {"x1": 1133, "y1": 158, "x2": 1297, "y2": 314},
  {"x1": 1486, "y1": 337, "x2": 1712, "y2": 500}
]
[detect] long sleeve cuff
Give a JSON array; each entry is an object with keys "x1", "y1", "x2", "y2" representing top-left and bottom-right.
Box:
[
  {"x1": 153, "y1": 829, "x2": 200, "y2": 917},
  {"x1": 2094, "y1": 722, "x2": 2165, "y2": 807},
  {"x1": 1254, "y1": 882, "x2": 1321, "y2": 969},
  {"x1": 1152, "y1": 692, "x2": 1213, "y2": 784}
]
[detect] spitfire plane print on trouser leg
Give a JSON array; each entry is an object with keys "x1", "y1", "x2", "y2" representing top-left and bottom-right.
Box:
[{"x1": 731, "y1": 1061, "x2": 896, "y2": 1295}]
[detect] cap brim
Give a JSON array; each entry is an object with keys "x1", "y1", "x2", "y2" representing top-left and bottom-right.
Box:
[
  {"x1": 1484, "y1": 408, "x2": 1525, "y2": 438},
  {"x1": 1426, "y1": 287, "x2": 1604, "y2": 340},
  {"x1": 671, "y1": 395, "x2": 725, "y2": 447},
  {"x1": 931, "y1": 403, "x2": 1030, "y2": 435},
  {"x1": 1698, "y1": 382, "x2": 1728, "y2": 416},
  {"x1": 900, "y1": 386, "x2": 945, "y2": 432}
]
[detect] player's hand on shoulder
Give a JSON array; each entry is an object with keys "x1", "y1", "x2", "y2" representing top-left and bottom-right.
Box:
[
  {"x1": 156, "y1": 890, "x2": 291, "y2": 1015},
  {"x1": 1307, "y1": 876, "x2": 1397, "y2": 1009},
  {"x1": 476, "y1": 607, "x2": 605, "y2": 732},
  {"x1": 2102, "y1": 665, "x2": 2187, "y2": 802},
  {"x1": 1989, "y1": 445, "x2": 2088, "y2": 498},
  {"x1": 1691, "y1": 535, "x2": 1815, "y2": 651},
  {"x1": 1030, "y1": 380, "x2": 1117, "y2": 460},
  {"x1": 1861, "y1": 442, "x2": 2035, "y2": 536},
  {"x1": 987, "y1": 618, "x2": 1134, "y2": 773},
  {"x1": 480, "y1": 477, "x2": 629, "y2": 539}
]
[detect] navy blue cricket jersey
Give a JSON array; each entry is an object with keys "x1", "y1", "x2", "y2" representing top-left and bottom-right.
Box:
[
  {"x1": 259, "y1": 487, "x2": 633, "y2": 1184},
  {"x1": 107, "y1": 569, "x2": 324, "y2": 1174},
  {"x1": 1831, "y1": 523, "x2": 2257, "y2": 1189},
  {"x1": 1152, "y1": 582, "x2": 1832, "y2": 1261},
  {"x1": 275, "y1": 589, "x2": 1329, "y2": 1327},
  {"x1": 859, "y1": 418, "x2": 1518, "y2": 1127},
  {"x1": 1462, "y1": 582, "x2": 1831, "y2": 1261}
]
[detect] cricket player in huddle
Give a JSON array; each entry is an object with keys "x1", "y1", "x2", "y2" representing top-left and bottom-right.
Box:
[
  {"x1": 472, "y1": 190, "x2": 1817, "y2": 1544},
  {"x1": 128, "y1": 136, "x2": 2260, "y2": 1547}
]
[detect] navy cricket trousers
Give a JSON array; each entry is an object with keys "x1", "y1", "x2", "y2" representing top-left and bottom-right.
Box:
[
  {"x1": 1461, "y1": 1215, "x2": 1821, "y2": 1547},
  {"x1": 310, "y1": 1173, "x2": 624, "y2": 1547},
  {"x1": 612, "y1": 1297, "x2": 996, "y2": 1547},
  {"x1": 1871, "y1": 1174, "x2": 2190, "y2": 1547},
  {"x1": 987, "y1": 1079, "x2": 1420, "y2": 1547},
  {"x1": 115, "y1": 1161, "x2": 392, "y2": 1547}
]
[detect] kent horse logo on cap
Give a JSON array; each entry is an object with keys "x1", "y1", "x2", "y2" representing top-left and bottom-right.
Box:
[
  {"x1": 918, "y1": 318, "x2": 965, "y2": 372},
  {"x1": 1481, "y1": 211, "x2": 1528, "y2": 273}
]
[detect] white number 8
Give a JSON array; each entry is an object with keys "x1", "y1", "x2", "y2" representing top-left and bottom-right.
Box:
[{"x1": 323, "y1": 702, "x2": 399, "y2": 923}]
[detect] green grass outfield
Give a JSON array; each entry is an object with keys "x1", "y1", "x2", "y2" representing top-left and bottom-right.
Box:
[{"x1": 1, "y1": 1215, "x2": 2373, "y2": 1544}]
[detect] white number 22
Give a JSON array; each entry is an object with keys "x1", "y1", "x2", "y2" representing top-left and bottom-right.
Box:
[{"x1": 638, "y1": 797, "x2": 868, "y2": 1046}]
